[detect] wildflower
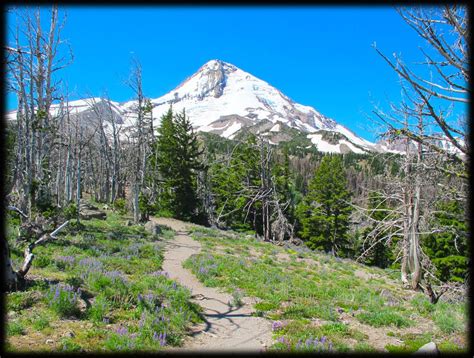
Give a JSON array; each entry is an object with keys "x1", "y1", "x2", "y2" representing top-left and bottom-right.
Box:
[
  {"x1": 116, "y1": 326, "x2": 128, "y2": 336},
  {"x1": 272, "y1": 321, "x2": 284, "y2": 331}
]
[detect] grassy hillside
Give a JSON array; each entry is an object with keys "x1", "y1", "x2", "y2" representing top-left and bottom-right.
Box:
[
  {"x1": 183, "y1": 227, "x2": 467, "y2": 353},
  {"x1": 5, "y1": 212, "x2": 202, "y2": 352}
]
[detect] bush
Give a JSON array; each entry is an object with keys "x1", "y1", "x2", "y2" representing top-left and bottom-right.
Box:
[
  {"x1": 32, "y1": 315, "x2": 50, "y2": 331},
  {"x1": 7, "y1": 292, "x2": 37, "y2": 311},
  {"x1": 434, "y1": 309, "x2": 463, "y2": 334},
  {"x1": 35, "y1": 255, "x2": 53, "y2": 268},
  {"x1": 113, "y1": 198, "x2": 127, "y2": 215},
  {"x1": 357, "y1": 308, "x2": 411, "y2": 328},
  {"x1": 63, "y1": 203, "x2": 78, "y2": 220},
  {"x1": 65, "y1": 276, "x2": 84, "y2": 290},
  {"x1": 46, "y1": 284, "x2": 81, "y2": 318},
  {"x1": 7, "y1": 321, "x2": 26, "y2": 336},
  {"x1": 88, "y1": 294, "x2": 109, "y2": 323}
]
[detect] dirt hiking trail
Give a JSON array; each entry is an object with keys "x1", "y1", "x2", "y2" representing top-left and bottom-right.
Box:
[{"x1": 152, "y1": 217, "x2": 273, "y2": 352}]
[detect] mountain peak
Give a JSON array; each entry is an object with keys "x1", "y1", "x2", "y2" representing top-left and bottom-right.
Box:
[{"x1": 201, "y1": 59, "x2": 236, "y2": 72}]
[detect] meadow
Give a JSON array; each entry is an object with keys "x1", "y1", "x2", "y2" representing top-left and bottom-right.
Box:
[
  {"x1": 5, "y1": 212, "x2": 202, "y2": 352},
  {"x1": 183, "y1": 226, "x2": 467, "y2": 352}
]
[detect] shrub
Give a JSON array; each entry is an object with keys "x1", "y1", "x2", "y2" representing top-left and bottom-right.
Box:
[
  {"x1": 7, "y1": 292, "x2": 37, "y2": 311},
  {"x1": 357, "y1": 308, "x2": 411, "y2": 328},
  {"x1": 32, "y1": 315, "x2": 50, "y2": 331},
  {"x1": 113, "y1": 198, "x2": 127, "y2": 215},
  {"x1": 434, "y1": 310, "x2": 463, "y2": 334},
  {"x1": 411, "y1": 294, "x2": 435, "y2": 316},
  {"x1": 230, "y1": 288, "x2": 244, "y2": 308},
  {"x1": 60, "y1": 337, "x2": 82, "y2": 352},
  {"x1": 46, "y1": 284, "x2": 81, "y2": 318},
  {"x1": 7, "y1": 321, "x2": 26, "y2": 336},
  {"x1": 65, "y1": 276, "x2": 84, "y2": 290},
  {"x1": 35, "y1": 255, "x2": 53, "y2": 268},
  {"x1": 55, "y1": 255, "x2": 76, "y2": 270},
  {"x1": 88, "y1": 294, "x2": 109, "y2": 323},
  {"x1": 63, "y1": 203, "x2": 78, "y2": 220}
]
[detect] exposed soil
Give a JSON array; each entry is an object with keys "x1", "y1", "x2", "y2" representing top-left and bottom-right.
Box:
[{"x1": 152, "y1": 217, "x2": 273, "y2": 352}]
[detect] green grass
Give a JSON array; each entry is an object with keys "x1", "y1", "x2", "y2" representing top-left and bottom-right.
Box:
[
  {"x1": 7, "y1": 321, "x2": 26, "y2": 336},
  {"x1": 184, "y1": 226, "x2": 467, "y2": 352},
  {"x1": 5, "y1": 210, "x2": 202, "y2": 352},
  {"x1": 356, "y1": 308, "x2": 412, "y2": 328},
  {"x1": 433, "y1": 302, "x2": 464, "y2": 334}
]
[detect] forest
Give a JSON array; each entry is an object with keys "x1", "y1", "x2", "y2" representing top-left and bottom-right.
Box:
[{"x1": 3, "y1": 5, "x2": 469, "y2": 353}]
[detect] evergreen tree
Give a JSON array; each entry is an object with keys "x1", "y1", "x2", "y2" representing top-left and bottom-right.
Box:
[
  {"x1": 210, "y1": 135, "x2": 261, "y2": 232},
  {"x1": 151, "y1": 107, "x2": 203, "y2": 221},
  {"x1": 153, "y1": 107, "x2": 178, "y2": 214},
  {"x1": 296, "y1": 155, "x2": 352, "y2": 256},
  {"x1": 423, "y1": 200, "x2": 468, "y2": 283},
  {"x1": 173, "y1": 109, "x2": 203, "y2": 220}
]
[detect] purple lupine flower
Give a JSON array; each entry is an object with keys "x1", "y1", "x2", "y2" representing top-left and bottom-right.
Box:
[
  {"x1": 54, "y1": 287, "x2": 60, "y2": 300},
  {"x1": 57, "y1": 255, "x2": 75, "y2": 265},
  {"x1": 116, "y1": 326, "x2": 128, "y2": 335},
  {"x1": 272, "y1": 321, "x2": 284, "y2": 331},
  {"x1": 151, "y1": 270, "x2": 169, "y2": 278},
  {"x1": 320, "y1": 336, "x2": 326, "y2": 344},
  {"x1": 172, "y1": 282, "x2": 177, "y2": 290},
  {"x1": 198, "y1": 266, "x2": 208, "y2": 275},
  {"x1": 305, "y1": 338, "x2": 312, "y2": 347},
  {"x1": 159, "y1": 332, "x2": 167, "y2": 346}
]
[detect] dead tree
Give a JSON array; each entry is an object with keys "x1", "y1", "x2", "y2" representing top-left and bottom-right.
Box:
[
  {"x1": 369, "y1": 6, "x2": 468, "y2": 298},
  {"x1": 125, "y1": 58, "x2": 153, "y2": 223},
  {"x1": 4, "y1": 206, "x2": 69, "y2": 291},
  {"x1": 6, "y1": 6, "x2": 72, "y2": 217}
]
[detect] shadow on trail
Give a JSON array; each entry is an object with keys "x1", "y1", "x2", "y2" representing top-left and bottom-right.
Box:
[{"x1": 190, "y1": 303, "x2": 255, "y2": 337}]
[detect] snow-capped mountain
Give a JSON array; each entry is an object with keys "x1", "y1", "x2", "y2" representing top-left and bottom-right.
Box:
[
  {"x1": 123, "y1": 59, "x2": 380, "y2": 153},
  {"x1": 6, "y1": 59, "x2": 392, "y2": 154}
]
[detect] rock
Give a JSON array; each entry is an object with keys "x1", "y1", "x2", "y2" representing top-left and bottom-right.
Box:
[
  {"x1": 125, "y1": 220, "x2": 132, "y2": 226},
  {"x1": 379, "y1": 289, "x2": 401, "y2": 306},
  {"x1": 64, "y1": 331, "x2": 75, "y2": 338},
  {"x1": 144, "y1": 221, "x2": 162, "y2": 235},
  {"x1": 78, "y1": 200, "x2": 99, "y2": 211},
  {"x1": 290, "y1": 237, "x2": 305, "y2": 246},
  {"x1": 80, "y1": 209, "x2": 106, "y2": 220},
  {"x1": 45, "y1": 339, "x2": 54, "y2": 344},
  {"x1": 414, "y1": 342, "x2": 439, "y2": 354}
]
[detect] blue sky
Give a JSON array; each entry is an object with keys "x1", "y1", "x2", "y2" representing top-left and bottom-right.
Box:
[{"x1": 6, "y1": 6, "x2": 462, "y2": 142}]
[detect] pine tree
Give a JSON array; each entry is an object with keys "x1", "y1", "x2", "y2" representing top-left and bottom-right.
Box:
[
  {"x1": 173, "y1": 109, "x2": 203, "y2": 220},
  {"x1": 151, "y1": 107, "x2": 203, "y2": 221},
  {"x1": 423, "y1": 200, "x2": 468, "y2": 283},
  {"x1": 296, "y1": 155, "x2": 352, "y2": 256},
  {"x1": 153, "y1": 107, "x2": 177, "y2": 215},
  {"x1": 210, "y1": 135, "x2": 261, "y2": 232}
]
